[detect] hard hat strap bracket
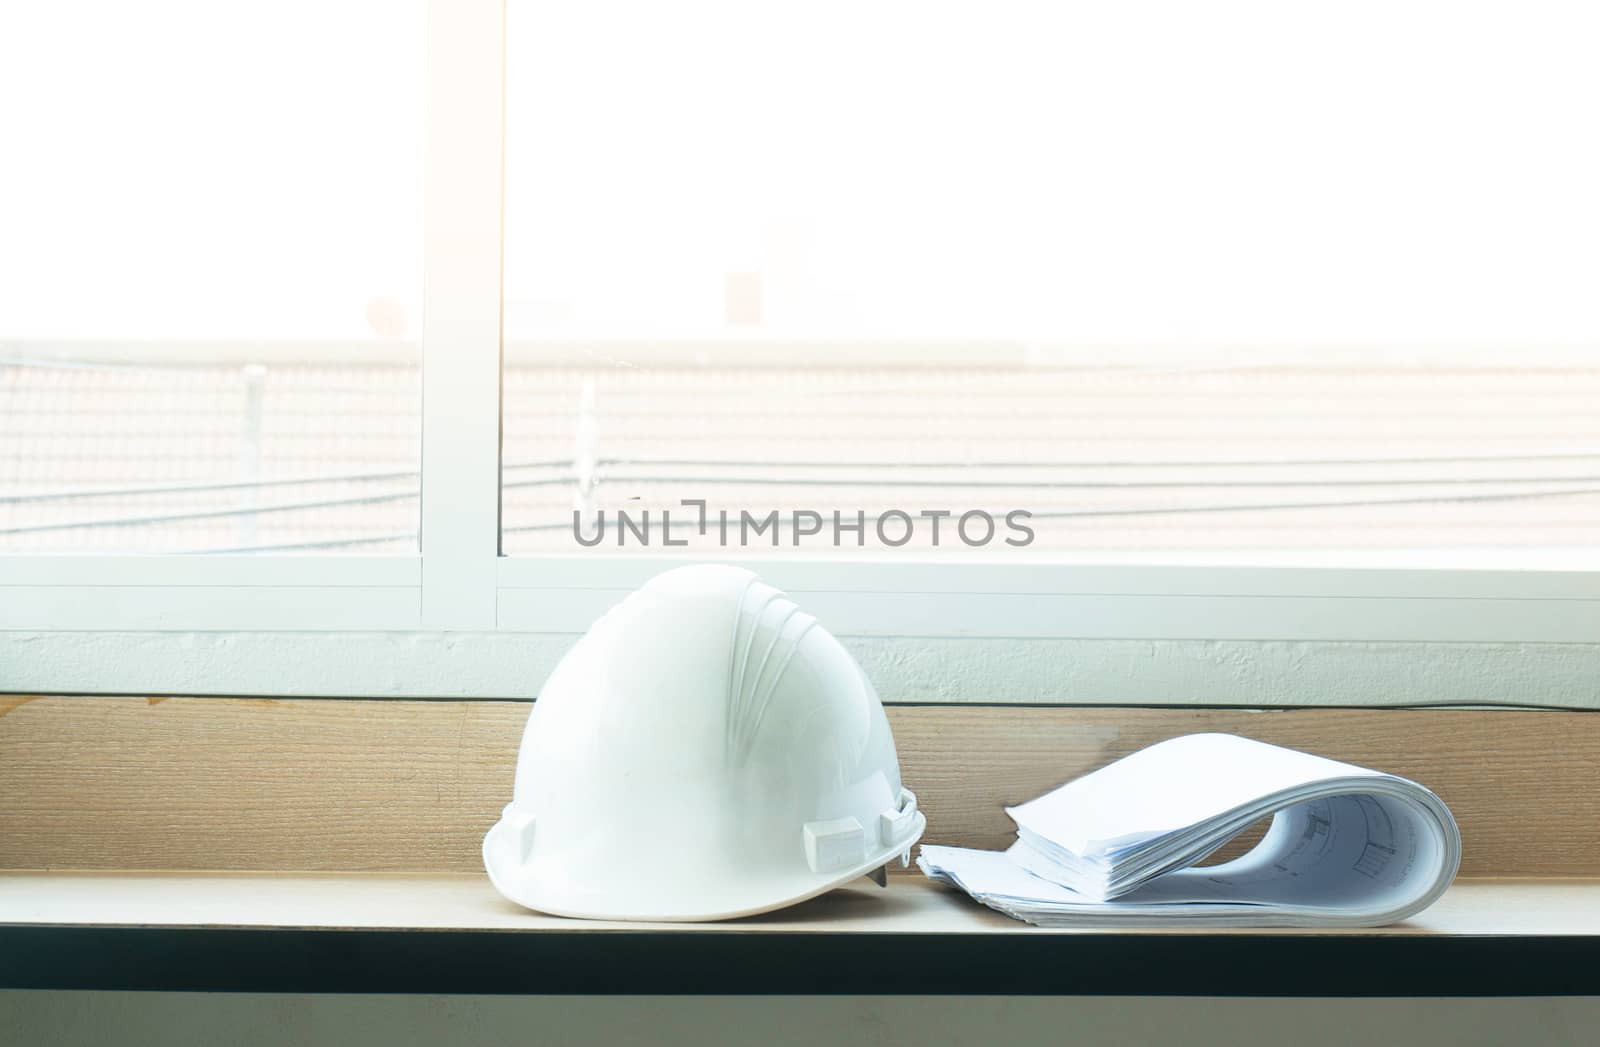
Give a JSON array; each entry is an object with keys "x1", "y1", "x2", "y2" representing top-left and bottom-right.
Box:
[{"x1": 879, "y1": 787, "x2": 919, "y2": 851}]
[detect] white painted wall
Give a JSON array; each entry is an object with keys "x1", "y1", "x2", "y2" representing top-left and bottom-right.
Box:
[
  {"x1": 3, "y1": 993, "x2": 1597, "y2": 1046},
  {"x1": 7, "y1": 631, "x2": 1598, "y2": 707}
]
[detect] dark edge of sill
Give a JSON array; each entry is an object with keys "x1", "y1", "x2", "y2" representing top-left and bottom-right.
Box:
[{"x1": 3, "y1": 925, "x2": 1598, "y2": 996}]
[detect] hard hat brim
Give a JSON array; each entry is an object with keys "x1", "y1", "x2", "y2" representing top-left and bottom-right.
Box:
[{"x1": 483, "y1": 810, "x2": 926, "y2": 923}]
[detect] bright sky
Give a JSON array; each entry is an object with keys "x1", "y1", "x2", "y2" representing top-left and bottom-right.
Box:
[
  {"x1": 0, "y1": 1, "x2": 424, "y2": 341},
  {"x1": 4, "y1": 1, "x2": 1600, "y2": 347}
]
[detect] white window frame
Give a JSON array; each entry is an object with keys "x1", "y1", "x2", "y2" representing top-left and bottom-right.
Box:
[{"x1": 2, "y1": 0, "x2": 1598, "y2": 702}]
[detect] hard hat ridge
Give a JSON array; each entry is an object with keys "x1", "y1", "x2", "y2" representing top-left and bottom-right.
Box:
[{"x1": 725, "y1": 577, "x2": 817, "y2": 768}]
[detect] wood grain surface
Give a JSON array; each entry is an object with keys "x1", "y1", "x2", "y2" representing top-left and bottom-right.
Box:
[
  {"x1": 2, "y1": 696, "x2": 1596, "y2": 875},
  {"x1": 6, "y1": 872, "x2": 1600, "y2": 937}
]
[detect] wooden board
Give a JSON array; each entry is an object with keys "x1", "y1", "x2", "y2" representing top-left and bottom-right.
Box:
[
  {"x1": 5, "y1": 872, "x2": 1600, "y2": 937},
  {"x1": 2, "y1": 696, "x2": 1598, "y2": 876},
  {"x1": 9, "y1": 874, "x2": 1600, "y2": 995}
]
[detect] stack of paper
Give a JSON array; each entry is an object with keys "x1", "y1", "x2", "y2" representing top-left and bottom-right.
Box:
[{"x1": 920, "y1": 733, "x2": 1461, "y2": 927}]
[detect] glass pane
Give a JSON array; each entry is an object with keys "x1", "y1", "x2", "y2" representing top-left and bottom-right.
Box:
[
  {"x1": 502, "y1": 0, "x2": 1600, "y2": 555},
  {"x1": 0, "y1": 1, "x2": 423, "y2": 554}
]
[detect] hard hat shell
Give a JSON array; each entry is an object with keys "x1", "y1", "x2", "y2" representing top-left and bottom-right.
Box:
[{"x1": 483, "y1": 563, "x2": 925, "y2": 921}]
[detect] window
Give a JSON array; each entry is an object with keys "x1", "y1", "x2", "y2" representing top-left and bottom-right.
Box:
[
  {"x1": 500, "y1": 0, "x2": 1600, "y2": 557},
  {"x1": 2, "y1": 0, "x2": 1597, "y2": 699},
  {"x1": 0, "y1": 1, "x2": 424, "y2": 554}
]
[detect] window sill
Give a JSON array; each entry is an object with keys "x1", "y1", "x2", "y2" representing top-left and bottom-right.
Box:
[{"x1": 3, "y1": 873, "x2": 1598, "y2": 995}]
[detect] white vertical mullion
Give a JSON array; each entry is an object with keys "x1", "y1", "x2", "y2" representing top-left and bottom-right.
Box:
[{"x1": 420, "y1": 0, "x2": 505, "y2": 629}]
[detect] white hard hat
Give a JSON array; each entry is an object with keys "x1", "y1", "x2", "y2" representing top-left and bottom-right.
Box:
[{"x1": 483, "y1": 563, "x2": 925, "y2": 921}]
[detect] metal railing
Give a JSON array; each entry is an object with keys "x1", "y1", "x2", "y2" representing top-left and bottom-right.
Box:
[{"x1": 8, "y1": 348, "x2": 1600, "y2": 553}]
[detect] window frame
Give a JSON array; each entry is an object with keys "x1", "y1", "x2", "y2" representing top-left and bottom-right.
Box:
[{"x1": 2, "y1": 0, "x2": 1599, "y2": 699}]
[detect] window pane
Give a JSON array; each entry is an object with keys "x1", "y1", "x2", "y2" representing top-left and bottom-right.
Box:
[
  {"x1": 502, "y1": 1, "x2": 1600, "y2": 555},
  {"x1": 0, "y1": 1, "x2": 423, "y2": 554}
]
